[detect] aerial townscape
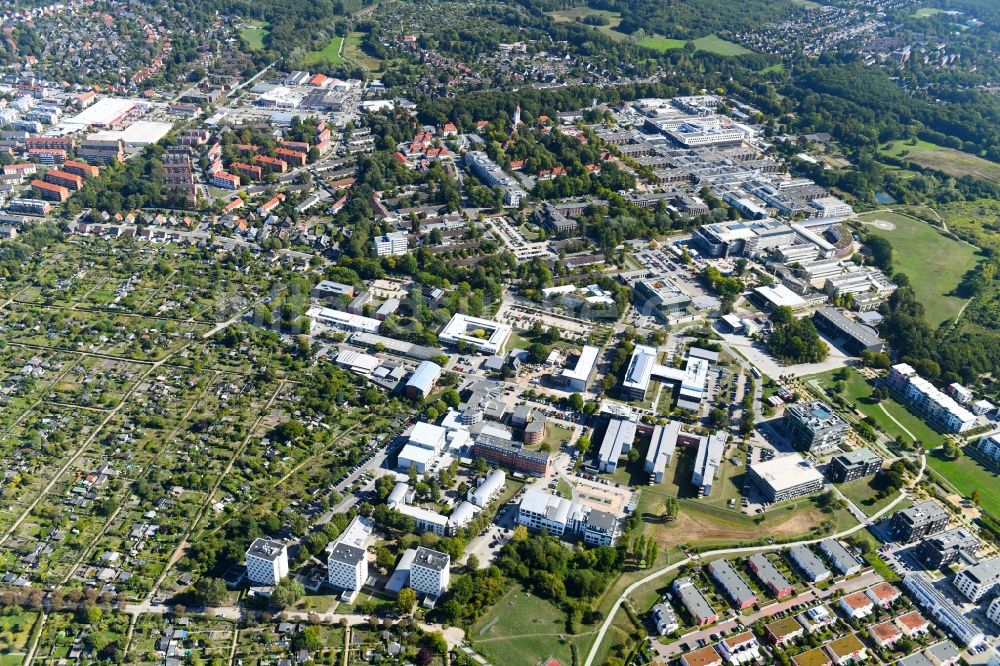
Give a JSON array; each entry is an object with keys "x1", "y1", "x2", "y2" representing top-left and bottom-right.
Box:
[{"x1": 1, "y1": 0, "x2": 1000, "y2": 665}]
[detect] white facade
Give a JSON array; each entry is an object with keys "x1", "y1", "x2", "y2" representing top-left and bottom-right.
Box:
[
  {"x1": 374, "y1": 231, "x2": 409, "y2": 257},
  {"x1": 887, "y1": 364, "x2": 976, "y2": 433},
  {"x1": 954, "y1": 558, "x2": 1000, "y2": 602},
  {"x1": 516, "y1": 488, "x2": 619, "y2": 546},
  {"x1": 438, "y1": 313, "x2": 512, "y2": 355},
  {"x1": 410, "y1": 547, "x2": 450, "y2": 598},
  {"x1": 326, "y1": 516, "x2": 374, "y2": 600},
  {"x1": 245, "y1": 538, "x2": 289, "y2": 585},
  {"x1": 468, "y1": 469, "x2": 505, "y2": 508},
  {"x1": 904, "y1": 573, "x2": 985, "y2": 648}
]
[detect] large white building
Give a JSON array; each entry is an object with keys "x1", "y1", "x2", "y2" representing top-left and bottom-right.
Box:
[
  {"x1": 747, "y1": 454, "x2": 824, "y2": 503},
  {"x1": 467, "y1": 469, "x2": 505, "y2": 508},
  {"x1": 306, "y1": 307, "x2": 381, "y2": 334},
  {"x1": 438, "y1": 313, "x2": 512, "y2": 355},
  {"x1": 975, "y1": 433, "x2": 1000, "y2": 469},
  {"x1": 410, "y1": 546, "x2": 450, "y2": 599},
  {"x1": 887, "y1": 364, "x2": 976, "y2": 433},
  {"x1": 327, "y1": 515, "x2": 374, "y2": 601},
  {"x1": 245, "y1": 538, "x2": 289, "y2": 585},
  {"x1": 463, "y1": 151, "x2": 526, "y2": 206},
  {"x1": 374, "y1": 231, "x2": 409, "y2": 257},
  {"x1": 954, "y1": 557, "x2": 1000, "y2": 602},
  {"x1": 516, "y1": 488, "x2": 619, "y2": 546},
  {"x1": 551, "y1": 345, "x2": 599, "y2": 392}
]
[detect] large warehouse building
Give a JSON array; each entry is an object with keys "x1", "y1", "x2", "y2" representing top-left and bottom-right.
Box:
[{"x1": 747, "y1": 454, "x2": 824, "y2": 503}]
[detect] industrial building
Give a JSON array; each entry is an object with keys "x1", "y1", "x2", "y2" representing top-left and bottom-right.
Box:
[
  {"x1": 890, "y1": 500, "x2": 949, "y2": 543},
  {"x1": 784, "y1": 401, "x2": 849, "y2": 453},
  {"x1": 886, "y1": 364, "x2": 976, "y2": 434},
  {"x1": 827, "y1": 448, "x2": 883, "y2": 483},
  {"x1": 812, "y1": 307, "x2": 884, "y2": 354},
  {"x1": 404, "y1": 361, "x2": 442, "y2": 399},
  {"x1": 747, "y1": 455, "x2": 824, "y2": 503}
]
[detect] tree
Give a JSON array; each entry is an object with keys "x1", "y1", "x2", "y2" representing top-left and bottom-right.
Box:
[
  {"x1": 972, "y1": 489, "x2": 982, "y2": 506},
  {"x1": 397, "y1": 587, "x2": 417, "y2": 616},
  {"x1": 271, "y1": 578, "x2": 304, "y2": 610},
  {"x1": 569, "y1": 392, "x2": 585, "y2": 411},
  {"x1": 511, "y1": 525, "x2": 529, "y2": 542},
  {"x1": 193, "y1": 577, "x2": 227, "y2": 607}
]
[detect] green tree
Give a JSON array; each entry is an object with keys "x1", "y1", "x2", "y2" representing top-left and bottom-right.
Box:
[
  {"x1": 271, "y1": 578, "x2": 304, "y2": 610},
  {"x1": 397, "y1": 587, "x2": 417, "y2": 616}
]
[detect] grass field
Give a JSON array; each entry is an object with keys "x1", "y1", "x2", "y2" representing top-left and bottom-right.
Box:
[
  {"x1": 638, "y1": 34, "x2": 751, "y2": 55},
  {"x1": 547, "y1": 7, "x2": 627, "y2": 41},
  {"x1": 881, "y1": 139, "x2": 1000, "y2": 183},
  {"x1": 240, "y1": 21, "x2": 269, "y2": 50},
  {"x1": 927, "y1": 450, "x2": 1000, "y2": 518},
  {"x1": 471, "y1": 583, "x2": 592, "y2": 666},
  {"x1": 857, "y1": 211, "x2": 978, "y2": 326},
  {"x1": 303, "y1": 36, "x2": 345, "y2": 65},
  {"x1": 836, "y1": 475, "x2": 896, "y2": 517},
  {"x1": 344, "y1": 32, "x2": 382, "y2": 71},
  {"x1": 807, "y1": 367, "x2": 946, "y2": 449},
  {"x1": 913, "y1": 7, "x2": 947, "y2": 17}
]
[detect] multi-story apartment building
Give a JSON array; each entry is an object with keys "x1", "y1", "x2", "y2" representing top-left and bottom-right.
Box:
[
  {"x1": 161, "y1": 147, "x2": 196, "y2": 203},
  {"x1": 672, "y1": 577, "x2": 717, "y2": 626},
  {"x1": 245, "y1": 538, "x2": 289, "y2": 585},
  {"x1": 890, "y1": 500, "x2": 949, "y2": 543},
  {"x1": 784, "y1": 400, "x2": 848, "y2": 453},
  {"x1": 374, "y1": 231, "x2": 409, "y2": 257},
  {"x1": 886, "y1": 364, "x2": 976, "y2": 433},
  {"x1": 904, "y1": 573, "x2": 985, "y2": 647},
  {"x1": 516, "y1": 488, "x2": 620, "y2": 546},
  {"x1": 748, "y1": 554, "x2": 793, "y2": 598},
  {"x1": 326, "y1": 515, "x2": 373, "y2": 602},
  {"x1": 78, "y1": 138, "x2": 123, "y2": 164},
  {"x1": 471, "y1": 434, "x2": 549, "y2": 476},
  {"x1": 975, "y1": 434, "x2": 1000, "y2": 470},
  {"x1": 954, "y1": 557, "x2": 1000, "y2": 602},
  {"x1": 788, "y1": 545, "x2": 831, "y2": 582},
  {"x1": 827, "y1": 448, "x2": 883, "y2": 483},
  {"x1": 409, "y1": 546, "x2": 450, "y2": 599},
  {"x1": 43, "y1": 169, "x2": 83, "y2": 191},
  {"x1": 916, "y1": 527, "x2": 979, "y2": 568},
  {"x1": 463, "y1": 151, "x2": 526, "y2": 206}
]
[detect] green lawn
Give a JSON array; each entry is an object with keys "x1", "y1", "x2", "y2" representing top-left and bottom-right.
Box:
[
  {"x1": 857, "y1": 211, "x2": 978, "y2": 326},
  {"x1": 638, "y1": 34, "x2": 751, "y2": 55},
  {"x1": 303, "y1": 36, "x2": 345, "y2": 65},
  {"x1": 547, "y1": 7, "x2": 627, "y2": 41},
  {"x1": 471, "y1": 583, "x2": 592, "y2": 666},
  {"x1": 344, "y1": 31, "x2": 383, "y2": 71},
  {"x1": 836, "y1": 475, "x2": 896, "y2": 517},
  {"x1": 880, "y1": 139, "x2": 1000, "y2": 183},
  {"x1": 913, "y1": 7, "x2": 947, "y2": 17},
  {"x1": 240, "y1": 21, "x2": 270, "y2": 50},
  {"x1": 927, "y1": 450, "x2": 1000, "y2": 517},
  {"x1": 807, "y1": 367, "x2": 946, "y2": 448}
]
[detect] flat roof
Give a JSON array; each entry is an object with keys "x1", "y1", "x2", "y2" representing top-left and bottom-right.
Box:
[
  {"x1": 750, "y1": 454, "x2": 823, "y2": 493},
  {"x1": 560, "y1": 345, "x2": 599, "y2": 383},
  {"x1": 814, "y1": 307, "x2": 881, "y2": 348},
  {"x1": 413, "y1": 546, "x2": 449, "y2": 571},
  {"x1": 755, "y1": 284, "x2": 806, "y2": 308}
]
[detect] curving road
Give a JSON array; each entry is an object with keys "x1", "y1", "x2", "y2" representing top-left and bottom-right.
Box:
[{"x1": 582, "y1": 453, "x2": 926, "y2": 666}]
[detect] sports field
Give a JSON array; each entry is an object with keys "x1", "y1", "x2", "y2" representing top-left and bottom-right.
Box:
[
  {"x1": 881, "y1": 139, "x2": 1000, "y2": 183},
  {"x1": 471, "y1": 583, "x2": 594, "y2": 666},
  {"x1": 303, "y1": 36, "x2": 345, "y2": 65},
  {"x1": 240, "y1": 21, "x2": 270, "y2": 50},
  {"x1": 857, "y1": 211, "x2": 978, "y2": 326},
  {"x1": 913, "y1": 7, "x2": 947, "y2": 17},
  {"x1": 638, "y1": 34, "x2": 751, "y2": 55}
]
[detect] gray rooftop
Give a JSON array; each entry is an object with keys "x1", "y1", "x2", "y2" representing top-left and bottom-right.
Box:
[
  {"x1": 820, "y1": 538, "x2": 860, "y2": 574},
  {"x1": 329, "y1": 542, "x2": 366, "y2": 566},
  {"x1": 708, "y1": 559, "x2": 756, "y2": 607},
  {"x1": 749, "y1": 553, "x2": 791, "y2": 592},
  {"x1": 246, "y1": 538, "x2": 285, "y2": 561},
  {"x1": 413, "y1": 546, "x2": 449, "y2": 572},
  {"x1": 789, "y1": 545, "x2": 830, "y2": 582}
]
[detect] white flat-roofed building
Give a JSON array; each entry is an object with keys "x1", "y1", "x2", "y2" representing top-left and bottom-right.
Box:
[
  {"x1": 784, "y1": 400, "x2": 849, "y2": 453},
  {"x1": 716, "y1": 631, "x2": 761, "y2": 665},
  {"x1": 645, "y1": 421, "x2": 681, "y2": 483},
  {"x1": 598, "y1": 417, "x2": 637, "y2": 473},
  {"x1": 311, "y1": 280, "x2": 355, "y2": 298},
  {"x1": 397, "y1": 445, "x2": 436, "y2": 474},
  {"x1": 405, "y1": 361, "x2": 442, "y2": 400},
  {"x1": 306, "y1": 307, "x2": 381, "y2": 333},
  {"x1": 692, "y1": 433, "x2": 725, "y2": 497},
  {"x1": 622, "y1": 344, "x2": 657, "y2": 400},
  {"x1": 887, "y1": 363, "x2": 976, "y2": 433},
  {"x1": 335, "y1": 349, "x2": 381, "y2": 376},
  {"x1": 810, "y1": 196, "x2": 852, "y2": 217},
  {"x1": 552, "y1": 345, "x2": 599, "y2": 392},
  {"x1": 327, "y1": 515, "x2": 373, "y2": 601},
  {"x1": 748, "y1": 454, "x2": 824, "y2": 502},
  {"x1": 374, "y1": 231, "x2": 409, "y2": 256},
  {"x1": 754, "y1": 284, "x2": 807, "y2": 310},
  {"x1": 245, "y1": 538, "x2": 289, "y2": 585},
  {"x1": 954, "y1": 557, "x2": 1000, "y2": 602},
  {"x1": 468, "y1": 469, "x2": 505, "y2": 508},
  {"x1": 652, "y1": 597, "x2": 680, "y2": 635},
  {"x1": 438, "y1": 313, "x2": 512, "y2": 355},
  {"x1": 408, "y1": 422, "x2": 447, "y2": 452},
  {"x1": 904, "y1": 573, "x2": 985, "y2": 647},
  {"x1": 396, "y1": 502, "x2": 449, "y2": 536},
  {"x1": 517, "y1": 488, "x2": 574, "y2": 536},
  {"x1": 410, "y1": 547, "x2": 450, "y2": 598},
  {"x1": 975, "y1": 433, "x2": 1000, "y2": 469}
]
